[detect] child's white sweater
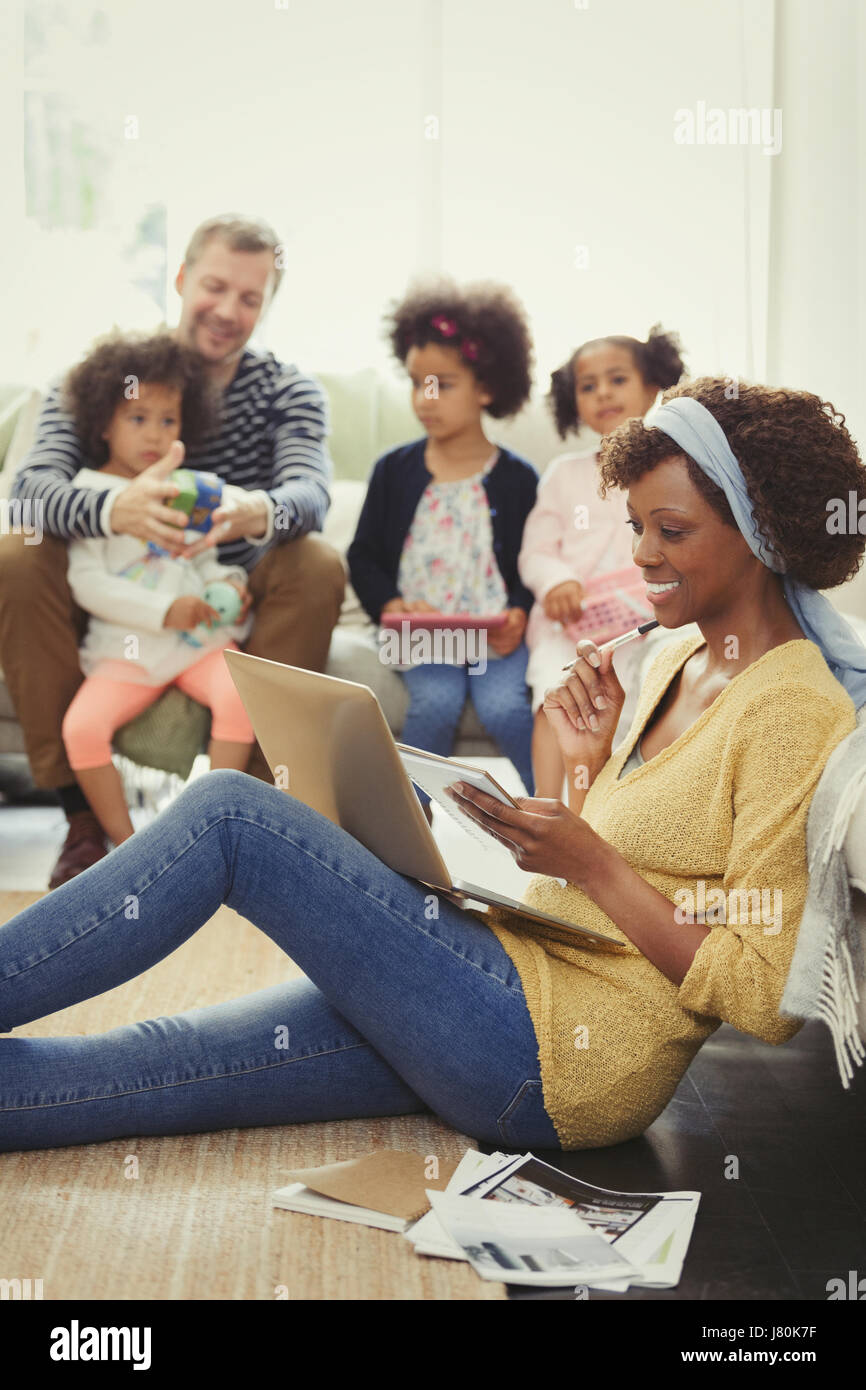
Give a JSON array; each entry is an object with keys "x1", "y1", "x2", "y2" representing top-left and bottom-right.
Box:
[{"x1": 68, "y1": 469, "x2": 252, "y2": 685}]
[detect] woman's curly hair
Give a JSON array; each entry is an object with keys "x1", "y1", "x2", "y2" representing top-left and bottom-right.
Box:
[
  {"x1": 597, "y1": 377, "x2": 866, "y2": 590},
  {"x1": 548, "y1": 324, "x2": 686, "y2": 439},
  {"x1": 385, "y1": 277, "x2": 533, "y2": 419},
  {"x1": 62, "y1": 330, "x2": 218, "y2": 467}
]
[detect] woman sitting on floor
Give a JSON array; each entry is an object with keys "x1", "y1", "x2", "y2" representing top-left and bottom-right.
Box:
[{"x1": 1, "y1": 377, "x2": 865, "y2": 1154}]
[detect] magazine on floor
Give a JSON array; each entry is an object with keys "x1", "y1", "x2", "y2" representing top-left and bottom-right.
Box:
[
  {"x1": 425, "y1": 1190, "x2": 640, "y2": 1286},
  {"x1": 408, "y1": 1149, "x2": 700, "y2": 1290}
]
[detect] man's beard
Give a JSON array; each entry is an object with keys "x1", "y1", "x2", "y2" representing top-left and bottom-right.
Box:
[{"x1": 193, "y1": 319, "x2": 245, "y2": 364}]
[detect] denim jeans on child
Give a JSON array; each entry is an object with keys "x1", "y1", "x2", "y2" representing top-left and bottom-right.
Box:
[
  {"x1": 0, "y1": 771, "x2": 560, "y2": 1153},
  {"x1": 401, "y1": 643, "x2": 535, "y2": 805}
]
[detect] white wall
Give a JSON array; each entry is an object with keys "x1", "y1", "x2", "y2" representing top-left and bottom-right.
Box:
[
  {"x1": 764, "y1": 0, "x2": 866, "y2": 616},
  {"x1": 1, "y1": 0, "x2": 863, "y2": 613},
  {"x1": 2, "y1": 0, "x2": 776, "y2": 392}
]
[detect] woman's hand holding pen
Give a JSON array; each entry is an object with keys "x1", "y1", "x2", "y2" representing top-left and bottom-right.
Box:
[{"x1": 542, "y1": 639, "x2": 625, "y2": 783}]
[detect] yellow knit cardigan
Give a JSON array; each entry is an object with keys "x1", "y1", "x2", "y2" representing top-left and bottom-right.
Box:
[{"x1": 480, "y1": 633, "x2": 857, "y2": 1150}]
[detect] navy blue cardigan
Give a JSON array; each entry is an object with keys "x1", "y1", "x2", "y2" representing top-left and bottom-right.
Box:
[{"x1": 347, "y1": 438, "x2": 539, "y2": 624}]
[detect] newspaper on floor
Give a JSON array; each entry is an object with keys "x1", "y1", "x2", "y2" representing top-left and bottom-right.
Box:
[{"x1": 408, "y1": 1150, "x2": 699, "y2": 1291}]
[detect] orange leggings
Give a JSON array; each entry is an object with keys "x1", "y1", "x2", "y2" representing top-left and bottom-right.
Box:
[{"x1": 62, "y1": 644, "x2": 256, "y2": 771}]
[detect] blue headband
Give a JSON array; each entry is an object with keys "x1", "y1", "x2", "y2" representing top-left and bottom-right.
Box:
[{"x1": 643, "y1": 396, "x2": 866, "y2": 710}]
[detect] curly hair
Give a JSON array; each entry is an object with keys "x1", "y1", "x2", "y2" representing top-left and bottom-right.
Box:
[
  {"x1": 597, "y1": 377, "x2": 866, "y2": 590},
  {"x1": 548, "y1": 324, "x2": 686, "y2": 439},
  {"x1": 62, "y1": 331, "x2": 218, "y2": 467},
  {"x1": 384, "y1": 277, "x2": 533, "y2": 419}
]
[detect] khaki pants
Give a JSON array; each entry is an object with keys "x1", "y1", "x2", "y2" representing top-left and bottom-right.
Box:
[{"x1": 0, "y1": 529, "x2": 346, "y2": 787}]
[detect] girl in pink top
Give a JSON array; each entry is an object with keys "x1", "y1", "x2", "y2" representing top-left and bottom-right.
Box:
[{"x1": 519, "y1": 325, "x2": 686, "y2": 796}]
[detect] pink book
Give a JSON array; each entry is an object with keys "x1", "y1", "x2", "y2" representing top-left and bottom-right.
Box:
[
  {"x1": 562, "y1": 567, "x2": 652, "y2": 645},
  {"x1": 379, "y1": 612, "x2": 507, "y2": 630}
]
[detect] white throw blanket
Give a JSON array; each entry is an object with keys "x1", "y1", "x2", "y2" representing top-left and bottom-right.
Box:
[{"x1": 780, "y1": 718, "x2": 866, "y2": 1086}]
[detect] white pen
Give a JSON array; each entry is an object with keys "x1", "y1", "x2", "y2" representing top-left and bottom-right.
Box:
[{"x1": 560, "y1": 618, "x2": 659, "y2": 670}]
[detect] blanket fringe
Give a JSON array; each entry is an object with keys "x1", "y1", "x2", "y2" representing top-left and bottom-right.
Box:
[{"x1": 816, "y1": 933, "x2": 865, "y2": 1088}]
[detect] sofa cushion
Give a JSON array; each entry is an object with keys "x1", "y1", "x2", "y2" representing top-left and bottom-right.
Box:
[
  {"x1": 320, "y1": 478, "x2": 370, "y2": 628},
  {"x1": 313, "y1": 368, "x2": 417, "y2": 483},
  {"x1": 113, "y1": 689, "x2": 211, "y2": 781},
  {"x1": 0, "y1": 388, "x2": 41, "y2": 502}
]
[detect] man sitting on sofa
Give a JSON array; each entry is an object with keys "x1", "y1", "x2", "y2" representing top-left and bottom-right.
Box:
[{"x1": 0, "y1": 213, "x2": 345, "y2": 888}]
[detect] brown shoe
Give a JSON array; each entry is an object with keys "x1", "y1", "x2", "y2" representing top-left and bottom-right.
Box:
[{"x1": 48, "y1": 812, "x2": 109, "y2": 890}]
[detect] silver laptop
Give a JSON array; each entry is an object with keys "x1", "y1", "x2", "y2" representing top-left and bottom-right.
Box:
[{"x1": 224, "y1": 649, "x2": 618, "y2": 943}]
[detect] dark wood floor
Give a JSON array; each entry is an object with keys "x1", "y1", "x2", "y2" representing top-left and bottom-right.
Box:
[{"x1": 485, "y1": 1020, "x2": 866, "y2": 1301}]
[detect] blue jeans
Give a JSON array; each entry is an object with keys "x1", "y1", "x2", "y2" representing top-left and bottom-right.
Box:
[
  {"x1": 401, "y1": 644, "x2": 535, "y2": 805},
  {"x1": 0, "y1": 771, "x2": 560, "y2": 1154}
]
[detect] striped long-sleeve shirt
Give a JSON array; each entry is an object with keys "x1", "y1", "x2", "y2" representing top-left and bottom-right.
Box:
[{"x1": 11, "y1": 348, "x2": 333, "y2": 573}]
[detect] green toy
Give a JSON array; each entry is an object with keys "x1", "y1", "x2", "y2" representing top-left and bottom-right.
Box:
[
  {"x1": 167, "y1": 469, "x2": 223, "y2": 533},
  {"x1": 202, "y1": 581, "x2": 243, "y2": 627},
  {"x1": 180, "y1": 580, "x2": 244, "y2": 650}
]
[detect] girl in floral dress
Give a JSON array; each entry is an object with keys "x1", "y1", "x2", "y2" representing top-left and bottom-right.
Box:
[{"x1": 348, "y1": 279, "x2": 539, "y2": 810}]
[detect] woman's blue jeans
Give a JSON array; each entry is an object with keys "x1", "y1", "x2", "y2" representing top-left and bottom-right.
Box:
[
  {"x1": 401, "y1": 643, "x2": 535, "y2": 805},
  {"x1": 0, "y1": 771, "x2": 561, "y2": 1154}
]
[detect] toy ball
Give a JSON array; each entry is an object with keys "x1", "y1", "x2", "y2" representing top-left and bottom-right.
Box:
[
  {"x1": 201, "y1": 581, "x2": 243, "y2": 628},
  {"x1": 168, "y1": 469, "x2": 223, "y2": 533}
]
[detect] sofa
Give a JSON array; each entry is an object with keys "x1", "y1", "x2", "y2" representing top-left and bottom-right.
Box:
[
  {"x1": 0, "y1": 369, "x2": 567, "y2": 775},
  {"x1": 3, "y1": 370, "x2": 866, "y2": 778}
]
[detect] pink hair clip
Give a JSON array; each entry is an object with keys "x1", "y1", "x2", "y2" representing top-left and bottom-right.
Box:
[
  {"x1": 461, "y1": 337, "x2": 480, "y2": 361},
  {"x1": 431, "y1": 314, "x2": 458, "y2": 338}
]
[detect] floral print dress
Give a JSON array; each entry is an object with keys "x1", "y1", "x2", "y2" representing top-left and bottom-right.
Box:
[{"x1": 396, "y1": 452, "x2": 508, "y2": 621}]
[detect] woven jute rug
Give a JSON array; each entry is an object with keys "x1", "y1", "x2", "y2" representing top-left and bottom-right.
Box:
[{"x1": 0, "y1": 891, "x2": 505, "y2": 1301}]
